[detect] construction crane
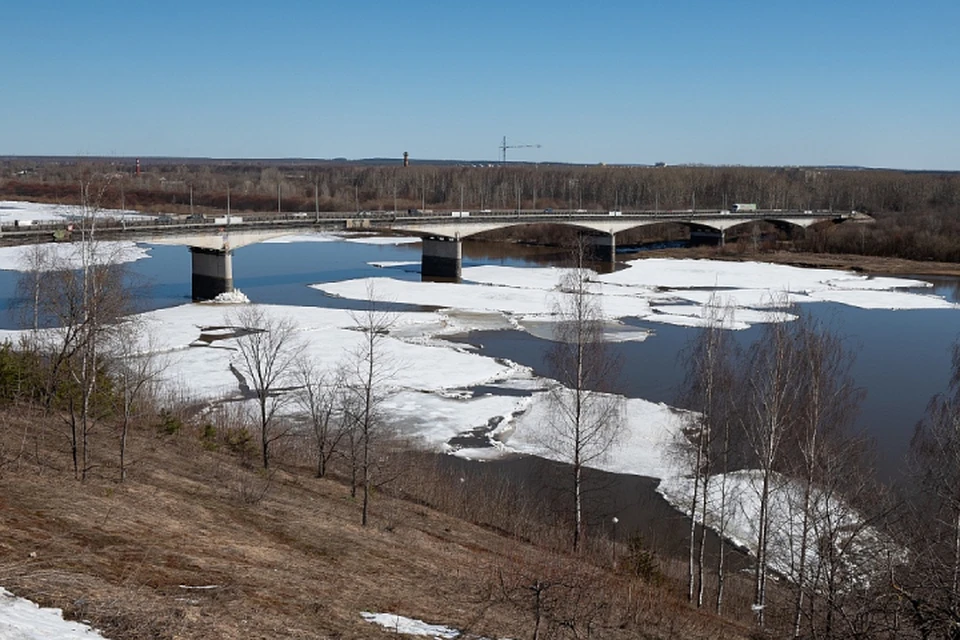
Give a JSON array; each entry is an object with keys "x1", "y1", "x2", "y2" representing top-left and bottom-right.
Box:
[{"x1": 500, "y1": 136, "x2": 541, "y2": 164}]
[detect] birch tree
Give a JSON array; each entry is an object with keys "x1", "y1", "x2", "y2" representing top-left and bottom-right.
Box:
[
  {"x1": 677, "y1": 295, "x2": 735, "y2": 609},
  {"x1": 786, "y1": 313, "x2": 863, "y2": 637},
  {"x1": 542, "y1": 237, "x2": 624, "y2": 552},
  {"x1": 15, "y1": 242, "x2": 53, "y2": 333},
  {"x1": 230, "y1": 306, "x2": 299, "y2": 469},
  {"x1": 741, "y1": 301, "x2": 802, "y2": 626},
  {"x1": 20, "y1": 175, "x2": 133, "y2": 479},
  {"x1": 342, "y1": 288, "x2": 396, "y2": 526}
]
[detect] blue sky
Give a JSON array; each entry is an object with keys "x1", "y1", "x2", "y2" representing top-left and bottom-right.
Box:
[{"x1": 2, "y1": 1, "x2": 957, "y2": 169}]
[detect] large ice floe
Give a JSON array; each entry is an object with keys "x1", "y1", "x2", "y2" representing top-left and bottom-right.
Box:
[{"x1": 0, "y1": 241, "x2": 151, "y2": 272}]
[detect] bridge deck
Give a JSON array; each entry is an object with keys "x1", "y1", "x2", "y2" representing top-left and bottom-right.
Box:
[{"x1": 0, "y1": 208, "x2": 862, "y2": 249}]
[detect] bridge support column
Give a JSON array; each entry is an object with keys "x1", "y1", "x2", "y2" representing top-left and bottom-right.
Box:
[
  {"x1": 586, "y1": 233, "x2": 616, "y2": 263},
  {"x1": 191, "y1": 247, "x2": 234, "y2": 300},
  {"x1": 421, "y1": 237, "x2": 462, "y2": 281}
]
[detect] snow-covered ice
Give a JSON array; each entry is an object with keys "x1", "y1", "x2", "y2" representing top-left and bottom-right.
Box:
[
  {"x1": 0, "y1": 241, "x2": 151, "y2": 272},
  {"x1": 506, "y1": 390, "x2": 690, "y2": 480},
  {"x1": 342, "y1": 234, "x2": 422, "y2": 245},
  {"x1": 0, "y1": 587, "x2": 108, "y2": 639},
  {"x1": 0, "y1": 200, "x2": 151, "y2": 225},
  {"x1": 315, "y1": 259, "x2": 954, "y2": 340},
  {"x1": 261, "y1": 232, "x2": 339, "y2": 244}
]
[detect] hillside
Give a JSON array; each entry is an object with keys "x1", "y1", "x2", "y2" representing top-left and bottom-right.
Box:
[{"x1": 0, "y1": 411, "x2": 749, "y2": 640}]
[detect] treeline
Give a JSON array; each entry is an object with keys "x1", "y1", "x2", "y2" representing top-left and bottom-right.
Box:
[
  {"x1": 6, "y1": 158, "x2": 960, "y2": 263},
  {"x1": 4, "y1": 159, "x2": 959, "y2": 216}
]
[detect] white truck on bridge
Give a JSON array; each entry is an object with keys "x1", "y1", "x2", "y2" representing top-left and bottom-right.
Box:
[{"x1": 731, "y1": 203, "x2": 758, "y2": 212}]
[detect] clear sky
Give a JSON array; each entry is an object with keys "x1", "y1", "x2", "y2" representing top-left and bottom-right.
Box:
[{"x1": 2, "y1": 1, "x2": 958, "y2": 170}]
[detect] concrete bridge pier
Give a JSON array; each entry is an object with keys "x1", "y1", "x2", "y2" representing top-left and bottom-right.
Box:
[
  {"x1": 421, "y1": 236, "x2": 462, "y2": 280},
  {"x1": 586, "y1": 233, "x2": 616, "y2": 263},
  {"x1": 191, "y1": 247, "x2": 234, "y2": 300}
]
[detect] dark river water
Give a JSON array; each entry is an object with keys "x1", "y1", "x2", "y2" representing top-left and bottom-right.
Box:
[{"x1": 1, "y1": 237, "x2": 957, "y2": 479}]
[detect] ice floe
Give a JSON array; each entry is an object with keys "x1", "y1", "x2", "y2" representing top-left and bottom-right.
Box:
[{"x1": 0, "y1": 241, "x2": 151, "y2": 272}]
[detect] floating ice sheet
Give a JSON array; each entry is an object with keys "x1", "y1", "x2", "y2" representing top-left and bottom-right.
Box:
[{"x1": 0, "y1": 241, "x2": 151, "y2": 272}]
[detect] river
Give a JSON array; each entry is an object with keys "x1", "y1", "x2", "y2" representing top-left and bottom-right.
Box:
[{"x1": 0, "y1": 235, "x2": 956, "y2": 480}]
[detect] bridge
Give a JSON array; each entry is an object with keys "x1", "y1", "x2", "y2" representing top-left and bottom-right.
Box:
[
  {"x1": 378, "y1": 209, "x2": 862, "y2": 280},
  {"x1": 3, "y1": 208, "x2": 865, "y2": 300}
]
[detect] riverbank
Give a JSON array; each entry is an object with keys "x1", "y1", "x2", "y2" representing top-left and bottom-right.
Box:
[{"x1": 634, "y1": 246, "x2": 960, "y2": 278}]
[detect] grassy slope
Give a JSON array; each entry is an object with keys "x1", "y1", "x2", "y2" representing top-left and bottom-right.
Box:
[{"x1": 0, "y1": 414, "x2": 751, "y2": 640}]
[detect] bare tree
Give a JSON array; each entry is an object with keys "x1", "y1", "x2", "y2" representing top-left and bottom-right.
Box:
[
  {"x1": 895, "y1": 342, "x2": 960, "y2": 637},
  {"x1": 341, "y1": 287, "x2": 396, "y2": 526},
  {"x1": 19, "y1": 175, "x2": 134, "y2": 480},
  {"x1": 785, "y1": 312, "x2": 864, "y2": 637},
  {"x1": 294, "y1": 358, "x2": 347, "y2": 478},
  {"x1": 106, "y1": 318, "x2": 164, "y2": 483},
  {"x1": 542, "y1": 237, "x2": 624, "y2": 552},
  {"x1": 15, "y1": 242, "x2": 53, "y2": 333},
  {"x1": 740, "y1": 299, "x2": 802, "y2": 626},
  {"x1": 676, "y1": 295, "x2": 736, "y2": 609},
  {"x1": 230, "y1": 306, "x2": 299, "y2": 469}
]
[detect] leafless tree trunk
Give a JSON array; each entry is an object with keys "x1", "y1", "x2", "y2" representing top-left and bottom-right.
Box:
[
  {"x1": 542, "y1": 236, "x2": 624, "y2": 552},
  {"x1": 741, "y1": 299, "x2": 801, "y2": 626},
  {"x1": 107, "y1": 319, "x2": 163, "y2": 483},
  {"x1": 19, "y1": 174, "x2": 133, "y2": 480},
  {"x1": 343, "y1": 286, "x2": 396, "y2": 526},
  {"x1": 294, "y1": 359, "x2": 347, "y2": 478},
  {"x1": 230, "y1": 306, "x2": 299, "y2": 469},
  {"x1": 786, "y1": 313, "x2": 863, "y2": 638},
  {"x1": 15, "y1": 243, "x2": 52, "y2": 333},
  {"x1": 678, "y1": 294, "x2": 735, "y2": 608}
]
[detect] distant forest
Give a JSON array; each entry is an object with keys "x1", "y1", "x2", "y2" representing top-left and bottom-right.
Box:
[{"x1": 3, "y1": 158, "x2": 960, "y2": 262}]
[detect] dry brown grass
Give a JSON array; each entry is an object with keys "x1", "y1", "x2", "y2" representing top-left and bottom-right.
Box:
[{"x1": 0, "y1": 410, "x2": 753, "y2": 639}]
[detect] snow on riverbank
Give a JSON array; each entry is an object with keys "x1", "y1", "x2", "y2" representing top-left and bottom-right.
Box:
[
  {"x1": 0, "y1": 200, "x2": 151, "y2": 225},
  {"x1": 0, "y1": 587, "x2": 108, "y2": 639}
]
